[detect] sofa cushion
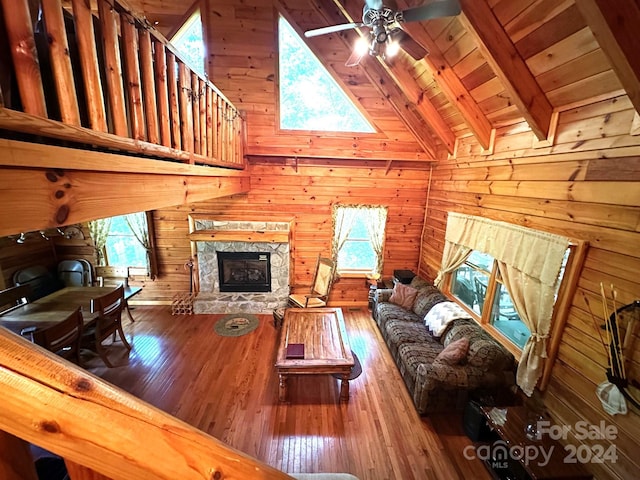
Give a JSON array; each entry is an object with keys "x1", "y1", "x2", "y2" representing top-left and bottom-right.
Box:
[
  {"x1": 389, "y1": 282, "x2": 418, "y2": 310},
  {"x1": 442, "y1": 318, "x2": 483, "y2": 346},
  {"x1": 468, "y1": 339, "x2": 509, "y2": 370},
  {"x1": 410, "y1": 276, "x2": 431, "y2": 290},
  {"x1": 375, "y1": 302, "x2": 422, "y2": 331},
  {"x1": 435, "y1": 337, "x2": 469, "y2": 365},
  {"x1": 384, "y1": 320, "x2": 439, "y2": 362},
  {"x1": 412, "y1": 286, "x2": 448, "y2": 318},
  {"x1": 396, "y1": 342, "x2": 443, "y2": 392}
]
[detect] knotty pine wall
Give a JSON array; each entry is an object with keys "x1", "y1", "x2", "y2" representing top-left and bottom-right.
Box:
[
  {"x1": 146, "y1": 159, "x2": 430, "y2": 306},
  {"x1": 420, "y1": 93, "x2": 640, "y2": 480}
]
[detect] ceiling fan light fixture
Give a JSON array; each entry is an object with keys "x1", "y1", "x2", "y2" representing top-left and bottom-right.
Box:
[
  {"x1": 386, "y1": 39, "x2": 400, "y2": 58},
  {"x1": 355, "y1": 36, "x2": 370, "y2": 56}
]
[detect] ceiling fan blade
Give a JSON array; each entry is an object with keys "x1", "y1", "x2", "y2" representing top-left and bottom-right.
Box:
[
  {"x1": 304, "y1": 22, "x2": 364, "y2": 38},
  {"x1": 401, "y1": 0, "x2": 461, "y2": 23},
  {"x1": 391, "y1": 30, "x2": 428, "y2": 61},
  {"x1": 345, "y1": 48, "x2": 367, "y2": 67}
]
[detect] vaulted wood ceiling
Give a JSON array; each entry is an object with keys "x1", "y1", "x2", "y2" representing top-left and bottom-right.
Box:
[{"x1": 127, "y1": 0, "x2": 640, "y2": 162}]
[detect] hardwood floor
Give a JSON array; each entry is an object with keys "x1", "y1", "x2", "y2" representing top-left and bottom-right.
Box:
[{"x1": 84, "y1": 306, "x2": 491, "y2": 480}]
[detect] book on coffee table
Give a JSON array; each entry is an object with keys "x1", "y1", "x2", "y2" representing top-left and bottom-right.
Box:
[{"x1": 286, "y1": 343, "x2": 304, "y2": 359}]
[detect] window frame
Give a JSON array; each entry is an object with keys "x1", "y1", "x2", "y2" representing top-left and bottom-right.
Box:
[
  {"x1": 102, "y1": 215, "x2": 150, "y2": 274},
  {"x1": 275, "y1": 13, "x2": 377, "y2": 134},
  {"x1": 169, "y1": 8, "x2": 205, "y2": 77},
  {"x1": 443, "y1": 240, "x2": 587, "y2": 390},
  {"x1": 333, "y1": 205, "x2": 387, "y2": 277}
]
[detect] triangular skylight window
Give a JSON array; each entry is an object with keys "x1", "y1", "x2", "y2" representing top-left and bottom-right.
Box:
[
  {"x1": 171, "y1": 10, "x2": 205, "y2": 77},
  {"x1": 278, "y1": 15, "x2": 375, "y2": 133}
]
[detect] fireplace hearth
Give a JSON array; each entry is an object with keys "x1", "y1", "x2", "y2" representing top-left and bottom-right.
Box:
[{"x1": 217, "y1": 251, "x2": 271, "y2": 293}]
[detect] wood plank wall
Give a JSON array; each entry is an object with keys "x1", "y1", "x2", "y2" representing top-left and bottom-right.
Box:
[
  {"x1": 420, "y1": 94, "x2": 640, "y2": 480},
  {"x1": 146, "y1": 159, "x2": 429, "y2": 306}
]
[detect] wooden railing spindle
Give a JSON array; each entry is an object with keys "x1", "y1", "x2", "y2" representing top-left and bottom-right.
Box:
[
  {"x1": 191, "y1": 72, "x2": 200, "y2": 155},
  {"x1": 41, "y1": 0, "x2": 81, "y2": 126},
  {"x1": 0, "y1": 431, "x2": 38, "y2": 480},
  {"x1": 153, "y1": 40, "x2": 171, "y2": 147},
  {"x1": 199, "y1": 78, "x2": 206, "y2": 157},
  {"x1": 206, "y1": 86, "x2": 214, "y2": 157},
  {"x1": 216, "y1": 95, "x2": 223, "y2": 161},
  {"x1": 178, "y1": 61, "x2": 194, "y2": 156},
  {"x1": 167, "y1": 51, "x2": 181, "y2": 151},
  {"x1": 98, "y1": 0, "x2": 128, "y2": 137},
  {"x1": 121, "y1": 13, "x2": 145, "y2": 141},
  {"x1": 71, "y1": 0, "x2": 107, "y2": 132},
  {"x1": 0, "y1": 0, "x2": 245, "y2": 169},
  {"x1": 139, "y1": 28, "x2": 159, "y2": 144},
  {"x1": 1, "y1": 0, "x2": 47, "y2": 117}
]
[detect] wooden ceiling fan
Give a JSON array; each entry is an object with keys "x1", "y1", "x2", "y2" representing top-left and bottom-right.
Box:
[{"x1": 304, "y1": 0, "x2": 461, "y2": 66}]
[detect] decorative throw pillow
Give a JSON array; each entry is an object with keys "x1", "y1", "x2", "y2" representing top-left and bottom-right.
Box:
[
  {"x1": 388, "y1": 282, "x2": 418, "y2": 310},
  {"x1": 435, "y1": 337, "x2": 469, "y2": 365}
]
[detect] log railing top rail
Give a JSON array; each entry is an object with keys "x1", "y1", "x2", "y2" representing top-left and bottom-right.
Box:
[
  {"x1": 0, "y1": 327, "x2": 293, "y2": 479},
  {"x1": 0, "y1": 0, "x2": 245, "y2": 169}
]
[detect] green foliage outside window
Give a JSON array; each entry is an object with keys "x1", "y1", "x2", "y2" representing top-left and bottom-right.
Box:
[{"x1": 278, "y1": 16, "x2": 375, "y2": 133}]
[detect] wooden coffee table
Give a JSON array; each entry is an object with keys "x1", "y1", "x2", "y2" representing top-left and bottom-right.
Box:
[{"x1": 275, "y1": 307, "x2": 354, "y2": 403}]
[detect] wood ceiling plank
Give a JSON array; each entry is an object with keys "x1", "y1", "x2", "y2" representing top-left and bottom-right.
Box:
[
  {"x1": 458, "y1": 0, "x2": 553, "y2": 141},
  {"x1": 576, "y1": 0, "x2": 640, "y2": 115},
  {"x1": 395, "y1": 1, "x2": 493, "y2": 150},
  {"x1": 513, "y1": 3, "x2": 585, "y2": 59}
]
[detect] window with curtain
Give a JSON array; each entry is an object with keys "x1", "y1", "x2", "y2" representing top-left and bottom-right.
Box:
[
  {"x1": 90, "y1": 212, "x2": 158, "y2": 279},
  {"x1": 104, "y1": 215, "x2": 148, "y2": 269},
  {"x1": 450, "y1": 249, "x2": 570, "y2": 350},
  {"x1": 438, "y1": 212, "x2": 584, "y2": 397},
  {"x1": 332, "y1": 205, "x2": 387, "y2": 275}
]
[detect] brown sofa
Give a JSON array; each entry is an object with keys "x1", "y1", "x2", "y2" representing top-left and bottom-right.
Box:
[{"x1": 373, "y1": 276, "x2": 515, "y2": 415}]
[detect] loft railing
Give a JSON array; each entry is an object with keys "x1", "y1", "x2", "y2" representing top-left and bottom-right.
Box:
[
  {"x1": 0, "y1": 0, "x2": 245, "y2": 168},
  {"x1": 0, "y1": 327, "x2": 293, "y2": 479}
]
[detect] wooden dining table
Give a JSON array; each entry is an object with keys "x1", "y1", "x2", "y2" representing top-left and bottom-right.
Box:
[{"x1": 0, "y1": 286, "x2": 142, "y2": 336}]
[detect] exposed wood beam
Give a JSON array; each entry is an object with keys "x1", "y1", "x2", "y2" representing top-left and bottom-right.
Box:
[
  {"x1": 0, "y1": 140, "x2": 250, "y2": 236},
  {"x1": 395, "y1": 0, "x2": 493, "y2": 151},
  {"x1": 458, "y1": 0, "x2": 553, "y2": 141},
  {"x1": 575, "y1": 0, "x2": 640, "y2": 115},
  {"x1": 303, "y1": 0, "x2": 440, "y2": 158},
  {"x1": 378, "y1": 50, "x2": 456, "y2": 154}
]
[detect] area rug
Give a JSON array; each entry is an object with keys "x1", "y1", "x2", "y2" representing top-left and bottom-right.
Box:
[
  {"x1": 214, "y1": 313, "x2": 260, "y2": 337},
  {"x1": 332, "y1": 351, "x2": 362, "y2": 380}
]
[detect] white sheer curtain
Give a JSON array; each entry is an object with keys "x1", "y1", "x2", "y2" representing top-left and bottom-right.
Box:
[
  {"x1": 331, "y1": 206, "x2": 359, "y2": 268},
  {"x1": 443, "y1": 212, "x2": 570, "y2": 395},
  {"x1": 88, "y1": 218, "x2": 111, "y2": 266},
  {"x1": 364, "y1": 206, "x2": 388, "y2": 275}
]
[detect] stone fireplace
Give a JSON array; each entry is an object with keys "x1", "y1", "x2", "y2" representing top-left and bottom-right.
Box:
[{"x1": 192, "y1": 220, "x2": 291, "y2": 314}]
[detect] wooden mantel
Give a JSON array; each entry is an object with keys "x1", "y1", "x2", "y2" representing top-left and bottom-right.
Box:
[{"x1": 188, "y1": 230, "x2": 290, "y2": 243}]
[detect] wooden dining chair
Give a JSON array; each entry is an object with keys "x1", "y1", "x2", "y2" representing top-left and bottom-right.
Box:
[
  {"x1": 0, "y1": 284, "x2": 32, "y2": 314},
  {"x1": 82, "y1": 285, "x2": 131, "y2": 368},
  {"x1": 32, "y1": 307, "x2": 83, "y2": 365},
  {"x1": 95, "y1": 266, "x2": 136, "y2": 322}
]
